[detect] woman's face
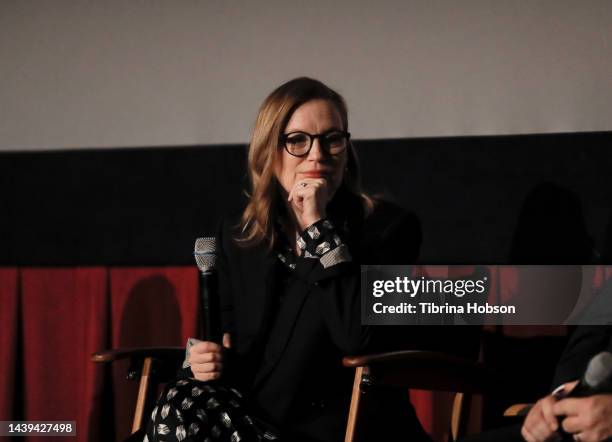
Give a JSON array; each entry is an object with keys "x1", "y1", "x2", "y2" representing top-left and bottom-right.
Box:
[{"x1": 275, "y1": 99, "x2": 347, "y2": 198}]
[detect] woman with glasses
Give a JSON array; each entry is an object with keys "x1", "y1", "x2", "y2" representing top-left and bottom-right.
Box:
[{"x1": 146, "y1": 77, "x2": 426, "y2": 442}]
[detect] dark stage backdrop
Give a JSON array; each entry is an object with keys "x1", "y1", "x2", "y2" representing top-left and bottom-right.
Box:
[{"x1": 2, "y1": 131, "x2": 612, "y2": 266}]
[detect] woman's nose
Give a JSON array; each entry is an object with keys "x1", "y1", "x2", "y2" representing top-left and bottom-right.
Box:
[{"x1": 307, "y1": 139, "x2": 325, "y2": 161}]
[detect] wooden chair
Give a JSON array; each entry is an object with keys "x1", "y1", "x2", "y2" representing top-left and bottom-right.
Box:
[
  {"x1": 343, "y1": 350, "x2": 500, "y2": 442},
  {"x1": 503, "y1": 404, "x2": 532, "y2": 417},
  {"x1": 92, "y1": 347, "x2": 184, "y2": 439},
  {"x1": 93, "y1": 347, "x2": 498, "y2": 441}
]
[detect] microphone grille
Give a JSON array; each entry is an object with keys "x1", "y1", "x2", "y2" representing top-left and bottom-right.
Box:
[
  {"x1": 584, "y1": 351, "x2": 612, "y2": 388},
  {"x1": 194, "y1": 237, "x2": 216, "y2": 272}
]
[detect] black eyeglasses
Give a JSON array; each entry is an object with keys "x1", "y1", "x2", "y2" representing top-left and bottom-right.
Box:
[{"x1": 280, "y1": 130, "x2": 350, "y2": 157}]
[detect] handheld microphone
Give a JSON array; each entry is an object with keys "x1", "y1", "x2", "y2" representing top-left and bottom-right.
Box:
[
  {"x1": 567, "y1": 351, "x2": 612, "y2": 398},
  {"x1": 194, "y1": 237, "x2": 222, "y2": 344},
  {"x1": 556, "y1": 352, "x2": 612, "y2": 441}
]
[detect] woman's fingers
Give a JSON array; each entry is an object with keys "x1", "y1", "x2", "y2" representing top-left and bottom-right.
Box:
[
  {"x1": 191, "y1": 340, "x2": 223, "y2": 354},
  {"x1": 287, "y1": 178, "x2": 327, "y2": 203},
  {"x1": 287, "y1": 178, "x2": 329, "y2": 228},
  {"x1": 191, "y1": 362, "x2": 223, "y2": 374},
  {"x1": 187, "y1": 340, "x2": 225, "y2": 379},
  {"x1": 192, "y1": 371, "x2": 222, "y2": 382},
  {"x1": 223, "y1": 332, "x2": 231, "y2": 349},
  {"x1": 189, "y1": 350, "x2": 223, "y2": 364},
  {"x1": 190, "y1": 355, "x2": 224, "y2": 382}
]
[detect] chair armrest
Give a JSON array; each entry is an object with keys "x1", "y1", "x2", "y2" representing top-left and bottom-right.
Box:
[
  {"x1": 343, "y1": 350, "x2": 500, "y2": 394},
  {"x1": 92, "y1": 347, "x2": 184, "y2": 363},
  {"x1": 504, "y1": 403, "x2": 532, "y2": 417},
  {"x1": 92, "y1": 347, "x2": 186, "y2": 383}
]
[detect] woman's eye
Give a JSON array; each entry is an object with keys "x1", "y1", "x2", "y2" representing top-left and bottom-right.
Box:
[
  {"x1": 325, "y1": 133, "x2": 345, "y2": 146},
  {"x1": 287, "y1": 135, "x2": 308, "y2": 145}
]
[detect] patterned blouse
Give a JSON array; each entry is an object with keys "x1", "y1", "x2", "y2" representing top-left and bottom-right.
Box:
[{"x1": 275, "y1": 218, "x2": 352, "y2": 271}]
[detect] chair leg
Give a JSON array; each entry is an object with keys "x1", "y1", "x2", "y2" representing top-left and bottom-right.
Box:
[
  {"x1": 132, "y1": 356, "x2": 154, "y2": 433},
  {"x1": 451, "y1": 392, "x2": 472, "y2": 442},
  {"x1": 345, "y1": 366, "x2": 369, "y2": 442}
]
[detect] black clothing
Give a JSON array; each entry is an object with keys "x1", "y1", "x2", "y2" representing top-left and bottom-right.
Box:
[
  {"x1": 552, "y1": 325, "x2": 612, "y2": 389},
  {"x1": 218, "y1": 199, "x2": 424, "y2": 441},
  {"x1": 148, "y1": 198, "x2": 428, "y2": 442}
]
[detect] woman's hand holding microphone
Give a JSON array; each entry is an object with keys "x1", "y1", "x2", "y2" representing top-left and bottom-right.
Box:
[{"x1": 188, "y1": 332, "x2": 231, "y2": 382}]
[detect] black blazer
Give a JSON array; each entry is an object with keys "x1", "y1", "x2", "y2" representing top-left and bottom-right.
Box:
[{"x1": 215, "y1": 199, "x2": 426, "y2": 441}]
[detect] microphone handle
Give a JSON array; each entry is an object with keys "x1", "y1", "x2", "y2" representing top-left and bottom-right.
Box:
[
  {"x1": 199, "y1": 270, "x2": 222, "y2": 344},
  {"x1": 566, "y1": 378, "x2": 612, "y2": 399}
]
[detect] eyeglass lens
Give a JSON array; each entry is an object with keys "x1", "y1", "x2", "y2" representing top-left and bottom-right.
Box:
[{"x1": 284, "y1": 131, "x2": 348, "y2": 156}]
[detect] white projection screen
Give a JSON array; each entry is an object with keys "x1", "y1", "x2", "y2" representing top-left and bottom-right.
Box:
[{"x1": 1, "y1": 0, "x2": 611, "y2": 151}]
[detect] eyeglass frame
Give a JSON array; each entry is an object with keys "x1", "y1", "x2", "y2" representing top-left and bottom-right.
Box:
[{"x1": 279, "y1": 130, "x2": 351, "y2": 157}]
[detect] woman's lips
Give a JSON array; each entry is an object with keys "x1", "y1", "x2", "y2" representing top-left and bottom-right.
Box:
[{"x1": 301, "y1": 171, "x2": 329, "y2": 178}]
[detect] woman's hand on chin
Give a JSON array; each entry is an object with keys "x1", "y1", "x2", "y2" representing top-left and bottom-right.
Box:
[{"x1": 287, "y1": 178, "x2": 329, "y2": 230}]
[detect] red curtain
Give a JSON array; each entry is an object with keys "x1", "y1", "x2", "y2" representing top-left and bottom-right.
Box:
[
  {"x1": 0, "y1": 268, "x2": 18, "y2": 422},
  {"x1": 20, "y1": 268, "x2": 108, "y2": 442},
  {"x1": 0, "y1": 266, "x2": 198, "y2": 442},
  {"x1": 108, "y1": 267, "x2": 198, "y2": 440},
  {"x1": 2, "y1": 266, "x2": 607, "y2": 441}
]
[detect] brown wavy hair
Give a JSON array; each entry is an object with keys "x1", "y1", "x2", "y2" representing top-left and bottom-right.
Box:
[{"x1": 239, "y1": 77, "x2": 372, "y2": 249}]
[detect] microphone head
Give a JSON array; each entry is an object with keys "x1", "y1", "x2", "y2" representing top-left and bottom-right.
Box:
[
  {"x1": 584, "y1": 351, "x2": 612, "y2": 389},
  {"x1": 194, "y1": 237, "x2": 216, "y2": 272}
]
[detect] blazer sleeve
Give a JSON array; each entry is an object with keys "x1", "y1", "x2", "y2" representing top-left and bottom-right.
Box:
[
  {"x1": 291, "y1": 208, "x2": 421, "y2": 355},
  {"x1": 215, "y1": 217, "x2": 235, "y2": 336}
]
